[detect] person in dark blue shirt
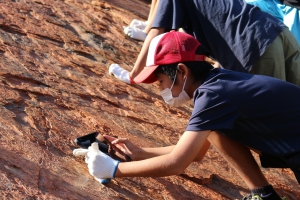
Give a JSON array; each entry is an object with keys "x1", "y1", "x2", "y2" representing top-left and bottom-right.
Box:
[
  {"x1": 77, "y1": 31, "x2": 300, "y2": 200},
  {"x1": 109, "y1": 0, "x2": 300, "y2": 87}
]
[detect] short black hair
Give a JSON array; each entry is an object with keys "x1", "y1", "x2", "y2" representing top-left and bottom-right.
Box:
[{"x1": 154, "y1": 61, "x2": 214, "y2": 83}]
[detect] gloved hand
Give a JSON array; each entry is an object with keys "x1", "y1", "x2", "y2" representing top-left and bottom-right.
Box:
[
  {"x1": 85, "y1": 142, "x2": 120, "y2": 180},
  {"x1": 124, "y1": 26, "x2": 147, "y2": 41},
  {"x1": 129, "y1": 19, "x2": 148, "y2": 30},
  {"x1": 73, "y1": 147, "x2": 112, "y2": 184},
  {"x1": 108, "y1": 64, "x2": 135, "y2": 84}
]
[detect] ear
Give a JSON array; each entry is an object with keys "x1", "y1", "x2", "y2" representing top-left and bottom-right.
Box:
[{"x1": 177, "y1": 63, "x2": 188, "y2": 80}]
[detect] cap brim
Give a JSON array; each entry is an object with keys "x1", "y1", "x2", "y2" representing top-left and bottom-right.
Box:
[{"x1": 133, "y1": 65, "x2": 160, "y2": 84}]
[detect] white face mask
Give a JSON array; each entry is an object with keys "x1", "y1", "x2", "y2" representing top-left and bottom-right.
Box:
[{"x1": 160, "y1": 71, "x2": 191, "y2": 107}]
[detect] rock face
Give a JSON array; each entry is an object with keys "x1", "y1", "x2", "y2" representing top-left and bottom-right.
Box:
[{"x1": 0, "y1": 0, "x2": 299, "y2": 199}]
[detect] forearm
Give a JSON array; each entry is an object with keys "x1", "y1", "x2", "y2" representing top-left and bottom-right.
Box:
[
  {"x1": 133, "y1": 140, "x2": 210, "y2": 162},
  {"x1": 115, "y1": 131, "x2": 210, "y2": 178},
  {"x1": 144, "y1": 0, "x2": 160, "y2": 33},
  {"x1": 130, "y1": 28, "x2": 165, "y2": 78},
  {"x1": 116, "y1": 154, "x2": 181, "y2": 178},
  {"x1": 133, "y1": 146, "x2": 175, "y2": 161},
  {"x1": 148, "y1": 0, "x2": 157, "y2": 21}
]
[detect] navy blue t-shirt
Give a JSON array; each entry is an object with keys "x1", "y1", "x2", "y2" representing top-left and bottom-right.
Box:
[
  {"x1": 152, "y1": 0, "x2": 286, "y2": 73},
  {"x1": 187, "y1": 69, "x2": 300, "y2": 156}
]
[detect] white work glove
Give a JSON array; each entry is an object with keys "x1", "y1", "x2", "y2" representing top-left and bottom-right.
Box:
[
  {"x1": 129, "y1": 19, "x2": 148, "y2": 30},
  {"x1": 109, "y1": 64, "x2": 134, "y2": 84},
  {"x1": 73, "y1": 147, "x2": 112, "y2": 184},
  {"x1": 85, "y1": 142, "x2": 120, "y2": 180},
  {"x1": 124, "y1": 26, "x2": 147, "y2": 41}
]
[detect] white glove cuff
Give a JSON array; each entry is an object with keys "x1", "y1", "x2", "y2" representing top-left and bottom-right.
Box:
[
  {"x1": 100, "y1": 157, "x2": 119, "y2": 178},
  {"x1": 95, "y1": 177, "x2": 111, "y2": 184}
]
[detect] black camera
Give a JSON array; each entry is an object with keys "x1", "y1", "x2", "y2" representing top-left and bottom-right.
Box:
[{"x1": 74, "y1": 132, "x2": 109, "y2": 154}]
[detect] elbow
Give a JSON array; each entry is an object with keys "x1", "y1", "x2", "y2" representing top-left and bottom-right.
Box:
[
  {"x1": 193, "y1": 157, "x2": 203, "y2": 162},
  {"x1": 167, "y1": 157, "x2": 189, "y2": 175},
  {"x1": 167, "y1": 165, "x2": 186, "y2": 176},
  {"x1": 193, "y1": 140, "x2": 211, "y2": 162},
  {"x1": 173, "y1": 167, "x2": 186, "y2": 175}
]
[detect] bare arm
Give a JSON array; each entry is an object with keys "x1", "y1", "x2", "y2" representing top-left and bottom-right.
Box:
[
  {"x1": 105, "y1": 135, "x2": 175, "y2": 161},
  {"x1": 136, "y1": 139, "x2": 210, "y2": 161},
  {"x1": 105, "y1": 135, "x2": 211, "y2": 162},
  {"x1": 130, "y1": 27, "x2": 165, "y2": 78},
  {"x1": 205, "y1": 57, "x2": 220, "y2": 68},
  {"x1": 144, "y1": 0, "x2": 160, "y2": 34},
  {"x1": 114, "y1": 130, "x2": 210, "y2": 177},
  {"x1": 135, "y1": 145, "x2": 175, "y2": 160},
  {"x1": 148, "y1": 0, "x2": 158, "y2": 22}
]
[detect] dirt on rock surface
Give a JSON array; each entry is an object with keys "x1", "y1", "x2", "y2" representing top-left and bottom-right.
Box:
[{"x1": 0, "y1": 0, "x2": 299, "y2": 199}]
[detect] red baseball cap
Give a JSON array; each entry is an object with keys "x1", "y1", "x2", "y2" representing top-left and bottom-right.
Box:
[{"x1": 133, "y1": 31, "x2": 206, "y2": 84}]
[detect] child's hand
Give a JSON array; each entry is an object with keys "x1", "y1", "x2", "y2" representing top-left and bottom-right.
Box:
[{"x1": 104, "y1": 135, "x2": 141, "y2": 161}]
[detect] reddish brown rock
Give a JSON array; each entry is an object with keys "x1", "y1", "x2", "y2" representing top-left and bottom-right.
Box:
[{"x1": 0, "y1": 0, "x2": 299, "y2": 199}]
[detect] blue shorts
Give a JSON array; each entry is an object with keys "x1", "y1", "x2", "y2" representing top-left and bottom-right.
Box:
[{"x1": 260, "y1": 152, "x2": 300, "y2": 184}]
